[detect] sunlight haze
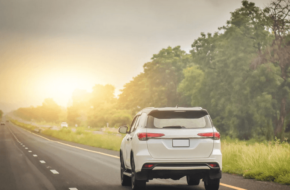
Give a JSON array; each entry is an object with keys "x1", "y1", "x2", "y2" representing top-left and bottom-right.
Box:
[{"x1": 0, "y1": 0, "x2": 270, "y2": 112}]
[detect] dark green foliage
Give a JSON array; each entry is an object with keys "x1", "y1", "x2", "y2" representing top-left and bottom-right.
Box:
[
  {"x1": 118, "y1": 0, "x2": 290, "y2": 140},
  {"x1": 118, "y1": 46, "x2": 193, "y2": 113},
  {"x1": 186, "y1": 1, "x2": 275, "y2": 139}
]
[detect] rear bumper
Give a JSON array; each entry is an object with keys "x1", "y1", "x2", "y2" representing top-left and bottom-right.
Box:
[
  {"x1": 134, "y1": 153, "x2": 222, "y2": 172},
  {"x1": 134, "y1": 140, "x2": 222, "y2": 173},
  {"x1": 135, "y1": 163, "x2": 222, "y2": 181}
]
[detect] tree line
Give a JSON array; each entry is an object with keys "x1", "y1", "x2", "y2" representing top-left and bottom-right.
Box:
[
  {"x1": 13, "y1": 0, "x2": 290, "y2": 140},
  {"x1": 13, "y1": 98, "x2": 64, "y2": 123},
  {"x1": 119, "y1": 0, "x2": 290, "y2": 140}
]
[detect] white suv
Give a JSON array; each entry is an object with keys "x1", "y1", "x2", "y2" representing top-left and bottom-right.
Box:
[{"x1": 119, "y1": 107, "x2": 222, "y2": 190}]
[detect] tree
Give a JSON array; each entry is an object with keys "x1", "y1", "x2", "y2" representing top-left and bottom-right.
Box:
[
  {"x1": 13, "y1": 99, "x2": 62, "y2": 123},
  {"x1": 88, "y1": 84, "x2": 118, "y2": 127},
  {"x1": 90, "y1": 84, "x2": 116, "y2": 108},
  {"x1": 144, "y1": 46, "x2": 192, "y2": 107},
  {"x1": 178, "y1": 66, "x2": 204, "y2": 106},
  {"x1": 185, "y1": 0, "x2": 275, "y2": 139},
  {"x1": 67, "y1": 89, "x2": 91, "y2": 125},
  {"x1": 252, "y1": 0, "x2": 290, "y2": 137},
  {"x1": 118, "y1": 46, "x2": 193, "y2": 113},
  {"x1": 0, "y1": 110, "x2": 3, "y2": 118},
  {"x1": 40, "y1": 98, "x2": 61, "y2": 122},
  {"x1": 118, "y1": 73, "x2": 149, "y2": 113}
]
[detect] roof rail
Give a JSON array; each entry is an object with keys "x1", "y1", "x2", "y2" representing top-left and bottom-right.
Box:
[{"x1": 142, "y1": 107, "x2": 155, "y2": 109}]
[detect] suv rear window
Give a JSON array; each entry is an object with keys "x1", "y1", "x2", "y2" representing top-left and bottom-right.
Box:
[{"x1": 146, "y1": 111, "x2": 211, "y2": 129}]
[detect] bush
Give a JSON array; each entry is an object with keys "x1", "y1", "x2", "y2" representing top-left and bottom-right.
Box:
[
  {"x1": 275, "y1": 173, "x2": 290, "y2": 185},
  {"x1": 222, "y1": 138, "x2": 290, "y2": 184}
]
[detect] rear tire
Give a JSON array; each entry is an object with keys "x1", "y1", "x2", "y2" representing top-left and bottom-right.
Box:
[
  {"x1": 204, "y1": 177, "x2": 220, "y2": 190},
  {"x1": 186, "y1": 176, "x2": 200, "y2": 185},
  {"x1": 131, "y1": 155, "x2": 146, "y2": 190},
  {"x1": 120, "y1": 153, "x2": 131, "y2": 186}
]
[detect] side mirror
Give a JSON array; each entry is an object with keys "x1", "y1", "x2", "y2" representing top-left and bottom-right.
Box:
[{"x1": 118, "y1": 126, "x2": 128, "y2": 134}]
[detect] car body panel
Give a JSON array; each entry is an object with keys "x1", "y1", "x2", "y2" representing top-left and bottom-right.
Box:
[
  {"x1": 146, "y1": 128, "x2": 214, "y2": 159},
  {"x1": 119, "y1": 107, "x2": 222, "y2": 182}
]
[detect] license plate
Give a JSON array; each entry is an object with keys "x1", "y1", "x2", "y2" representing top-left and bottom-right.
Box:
[{"x1": 172, "y1": 139, "x2": 190, "y2": 147}]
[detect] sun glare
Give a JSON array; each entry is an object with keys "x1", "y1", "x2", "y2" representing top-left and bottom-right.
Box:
[{"x1": 41, "y1": 73, "x2": 94, "y2": 107}]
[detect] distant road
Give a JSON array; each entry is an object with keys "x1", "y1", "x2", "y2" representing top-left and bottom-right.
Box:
[{"x1": 1, "y1": 122, "x2": 290, "y2": 190}]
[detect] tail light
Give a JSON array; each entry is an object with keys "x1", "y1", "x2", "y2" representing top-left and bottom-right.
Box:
[
  {"x1": 143, "y1": 164, "x2": 154, "y2": 168},
  {"x1": 197, "y1": 132, "x2": 220, "y2": 140},
  {"x1": 209, "y1": 163, "x2": 218, "y2": 167},
  {"x1": 137, "y1": 133, "x2": 165, "y2": 141}
]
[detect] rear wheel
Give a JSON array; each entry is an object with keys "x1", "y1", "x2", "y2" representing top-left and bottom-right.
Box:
[
  {"x1": 186, "y1": 176, "x2": 200, "y2": 185},
  {"x1": 204, "y1": 177, "x2": 220, "y2": 190},
  {"x1": 120, "y1": 153, "x2": 131, "y2": 186},
  {"x1": 131, "y1": 155, "x2": 146, "y2": 190}
]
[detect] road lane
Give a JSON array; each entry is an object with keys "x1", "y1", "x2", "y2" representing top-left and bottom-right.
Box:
[
  {"x1": 1, "y1": 122, "x2": 290, "y2": 190},
  {"x1": 0, "y1": 124, "x2": 57, "y2": 190}
]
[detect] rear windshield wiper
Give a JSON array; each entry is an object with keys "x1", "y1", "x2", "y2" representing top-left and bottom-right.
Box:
[{"x1": 162, "y1": 126, "x2": 185, "y2": 129}]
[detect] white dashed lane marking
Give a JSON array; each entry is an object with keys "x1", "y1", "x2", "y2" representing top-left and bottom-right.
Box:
[
  {"x1": 25, "y1": 148, "x2": 28, "y2": 149},
  {"x1": 28, "y1": 151, "x2": 32, "y2": 153},
  {"x1": 50, "y1": 170, "x2": 59, "y2": 174},
  {"x1": 33, "y1": 154, "x2": 37, "y2": 157},
  {"x1": 10, "y1": 125, "x2": 247, "y2": 190}
]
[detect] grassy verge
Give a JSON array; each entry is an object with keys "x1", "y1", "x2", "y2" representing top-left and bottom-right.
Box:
[
  {"x1": 42, "y1": 128, "x2": 123, "y2": 151},
  {"x1": 10, "y1": 119, "x2": 123, "y2": 151},
  {"x1": 10, "y1": 119, "x2": 38, "y2": 131},
  {"x1": 222, "y1": 139, "x2": 290, "y2": 185},
  {"x1": 10, "y1": 119, "x2": 290, "y2": 185}
]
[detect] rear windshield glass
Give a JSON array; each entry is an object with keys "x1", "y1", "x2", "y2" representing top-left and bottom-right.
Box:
[{"x1": 146, "y1": 111, "x2": 211, "y2": 129}]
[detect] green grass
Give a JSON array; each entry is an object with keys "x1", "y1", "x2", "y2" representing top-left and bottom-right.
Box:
[
  {"x1": 42, "y1": 127, "x2": 123, "y2": 151},
  {"x1": 10, "y1": 119, "x2": 38, "y2": 131},
  {"x1": 10, "y1": 119, "x2": 290, "y2": 185},
  {"x1": 10, "y1": 119, "x2": 123, "y2": 151},
  {"x1": 222, "y1": 138, "x2": 290, "y2": 185}
]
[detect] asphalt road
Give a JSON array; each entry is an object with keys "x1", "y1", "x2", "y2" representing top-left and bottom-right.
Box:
[{"x1": 1, "y1": 122, "x2": 290, "y2": 190}]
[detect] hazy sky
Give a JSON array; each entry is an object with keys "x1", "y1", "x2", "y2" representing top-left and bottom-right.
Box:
[{"x1": 0, "y1": 0, "x2": 270, "y2": 112}]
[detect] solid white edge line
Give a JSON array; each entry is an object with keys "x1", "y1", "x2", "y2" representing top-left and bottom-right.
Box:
[
  {"x1": 29, "y1": 130, "x2": 120, "y2": 159},
  {"x1": 50, "y1": 170, "x2": 59, "y2": 174}
]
